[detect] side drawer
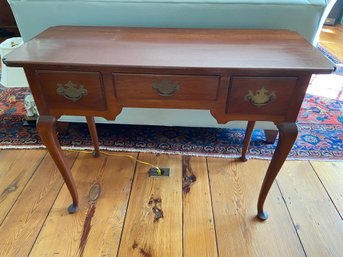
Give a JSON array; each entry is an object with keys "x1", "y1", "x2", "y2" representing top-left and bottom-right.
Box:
[
  {"x1": 37, "y1": 71, "x2": 106, "y2": 111},
  {"x1": 227, "y1": 76, "x2": 297, "y2": 116},
  {"x1": 113, "y1": 74, "x2": 220, "y2": 101}
]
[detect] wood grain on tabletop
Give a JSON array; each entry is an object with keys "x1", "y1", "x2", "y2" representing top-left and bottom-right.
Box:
[{"x1": 4, "y1": 26, "x2": 333, "y2": 73}]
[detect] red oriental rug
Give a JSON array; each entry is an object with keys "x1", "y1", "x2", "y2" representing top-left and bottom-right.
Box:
[{"x1": 0, "y1": 83, "x2": 342, "y2": 161}]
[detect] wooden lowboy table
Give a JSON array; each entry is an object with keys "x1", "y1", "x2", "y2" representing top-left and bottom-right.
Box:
[{"x1": 4, "y1": 26, "x2": 334, "y2": 219}]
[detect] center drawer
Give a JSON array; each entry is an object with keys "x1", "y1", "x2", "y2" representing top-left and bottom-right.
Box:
[{"x1": 113, "y1": 74, "x2": 220, "y2": 101}]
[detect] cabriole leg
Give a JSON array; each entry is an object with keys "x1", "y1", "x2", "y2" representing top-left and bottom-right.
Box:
[
  {"x1": 37, "y1": 115, "x2": 79, "y2": 213},
  {"x1": 257, "y1": 122, "x2": 298, "y2": 220}
]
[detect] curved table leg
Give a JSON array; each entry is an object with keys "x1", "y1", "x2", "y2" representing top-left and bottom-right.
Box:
[
  {"x1": 241, "y1": 121, "x2": 256, "y2": 162},
  {"x1": 37, "y1": 115, "x2": 79, "y2": 213},
  {"x1": 86, "y1": 116, "x2": 100, "y2": 157},
  {"x1": 257, "y1": 122, "x2": 298, "y2": 220}
]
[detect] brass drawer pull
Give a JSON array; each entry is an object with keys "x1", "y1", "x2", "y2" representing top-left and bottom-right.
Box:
[
  {"x1": 245, "y1": 87, "x2": 277, "y2": 107},
  {"x1": 56, "y1": 81, "x2": 88, "y2": 102},
  {"x1": 152, "y1": 80, "x2": 180, "y2": 96}
]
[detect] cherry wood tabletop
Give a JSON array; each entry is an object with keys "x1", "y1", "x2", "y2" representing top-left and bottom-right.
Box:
[{"x1": 5, "y1": 26, "x2": 334, "y2": 73}]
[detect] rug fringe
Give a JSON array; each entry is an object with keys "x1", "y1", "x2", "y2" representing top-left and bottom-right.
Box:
[{"x1": 0, "y1": 145, "x2": 45, "y2": 149}]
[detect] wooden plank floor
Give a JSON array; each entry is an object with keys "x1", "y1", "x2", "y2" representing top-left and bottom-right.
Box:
[
  {"x1": 320, "y1": 24, "x2": 343, "y2": 61},
  {"x1": 0, "y1": 149, "x2": 342, "y2": 257}
]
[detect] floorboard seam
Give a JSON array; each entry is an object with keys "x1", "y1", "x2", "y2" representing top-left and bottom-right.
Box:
[
  {"x1": 309, "y1": 161, "x2": 343, "y2": 220},
  {"x1": 275, "y1": 178, "x2": 308, "y2": 257},
  {"x1": 182, "y1": 156, "x2": 185, "y2": 257},
  {"x1": 205, "y1": 157, "x2": 220, "y2": 257},
  {"x1": 115, "y1": 152, "x2": 139, "y2": 257}
]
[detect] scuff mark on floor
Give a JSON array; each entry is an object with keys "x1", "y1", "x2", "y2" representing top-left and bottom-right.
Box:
[
  {"x1": 139, "y1": 248, "x2": 152, "y2": 257},
  {"x1": 182, "y1": 156, "x2": 197, "y2": 194},
  {"x1": 131, "y1": 241, "x2": 152, "y2": 257},
  {"x1": 0, "y1": 174, "x2": 21, "y2": 203},
  {"x1": 132, "y1": 240, "x2": 138, "y2": 249},
  {"x1": 78, "y1": 205, "x2": 96, "y2": 257},
  {"x1": 148, "y1": 196, "x2": 164, "y2": 222},
  {"x1": 152, "y1": 206, "x2": 164, "y2": 222}
]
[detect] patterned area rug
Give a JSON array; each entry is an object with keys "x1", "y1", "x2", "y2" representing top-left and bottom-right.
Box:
[
  {"x1": 0, "y1": 86, "x2": 29, "y2": 115},
  {"x1": 0, "y1": 47, "x2": 342, "y2": 160},
  {"x1": 1, "y1": 86, "x2": 342, "y2": 160}
]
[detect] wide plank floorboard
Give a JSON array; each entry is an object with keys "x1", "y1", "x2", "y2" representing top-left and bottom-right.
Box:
[
  {"x1": 0, "y1": 150, "x2": 46, "y2": 224},
  {"x1": 183, "y1": 156, "x2": 218, "y2": 257},
  {"x1": 0, "y1": 152, "x2": 78, "y2": 257},
  {"x1": 310, "y1": 161, "x2": 343, "y2": 217},
  {"x1": 81, "y1": 152, "x2": 137, "y2": 257},
  {"x1": 29, "y1": 152, "x2": 137, "y2": 257},
  {"x1": 117, "y1": 153, "x2": 182, "y2": 257},
  {"x1": 277, "y1": 161, "x2": 343, "y2": 257},
  {"x1": 207, "y1": 158, "x2": 305, "y2": 257},
  {"x1": 320, "y1": 24, "x2": 343, "y2": 61}
]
